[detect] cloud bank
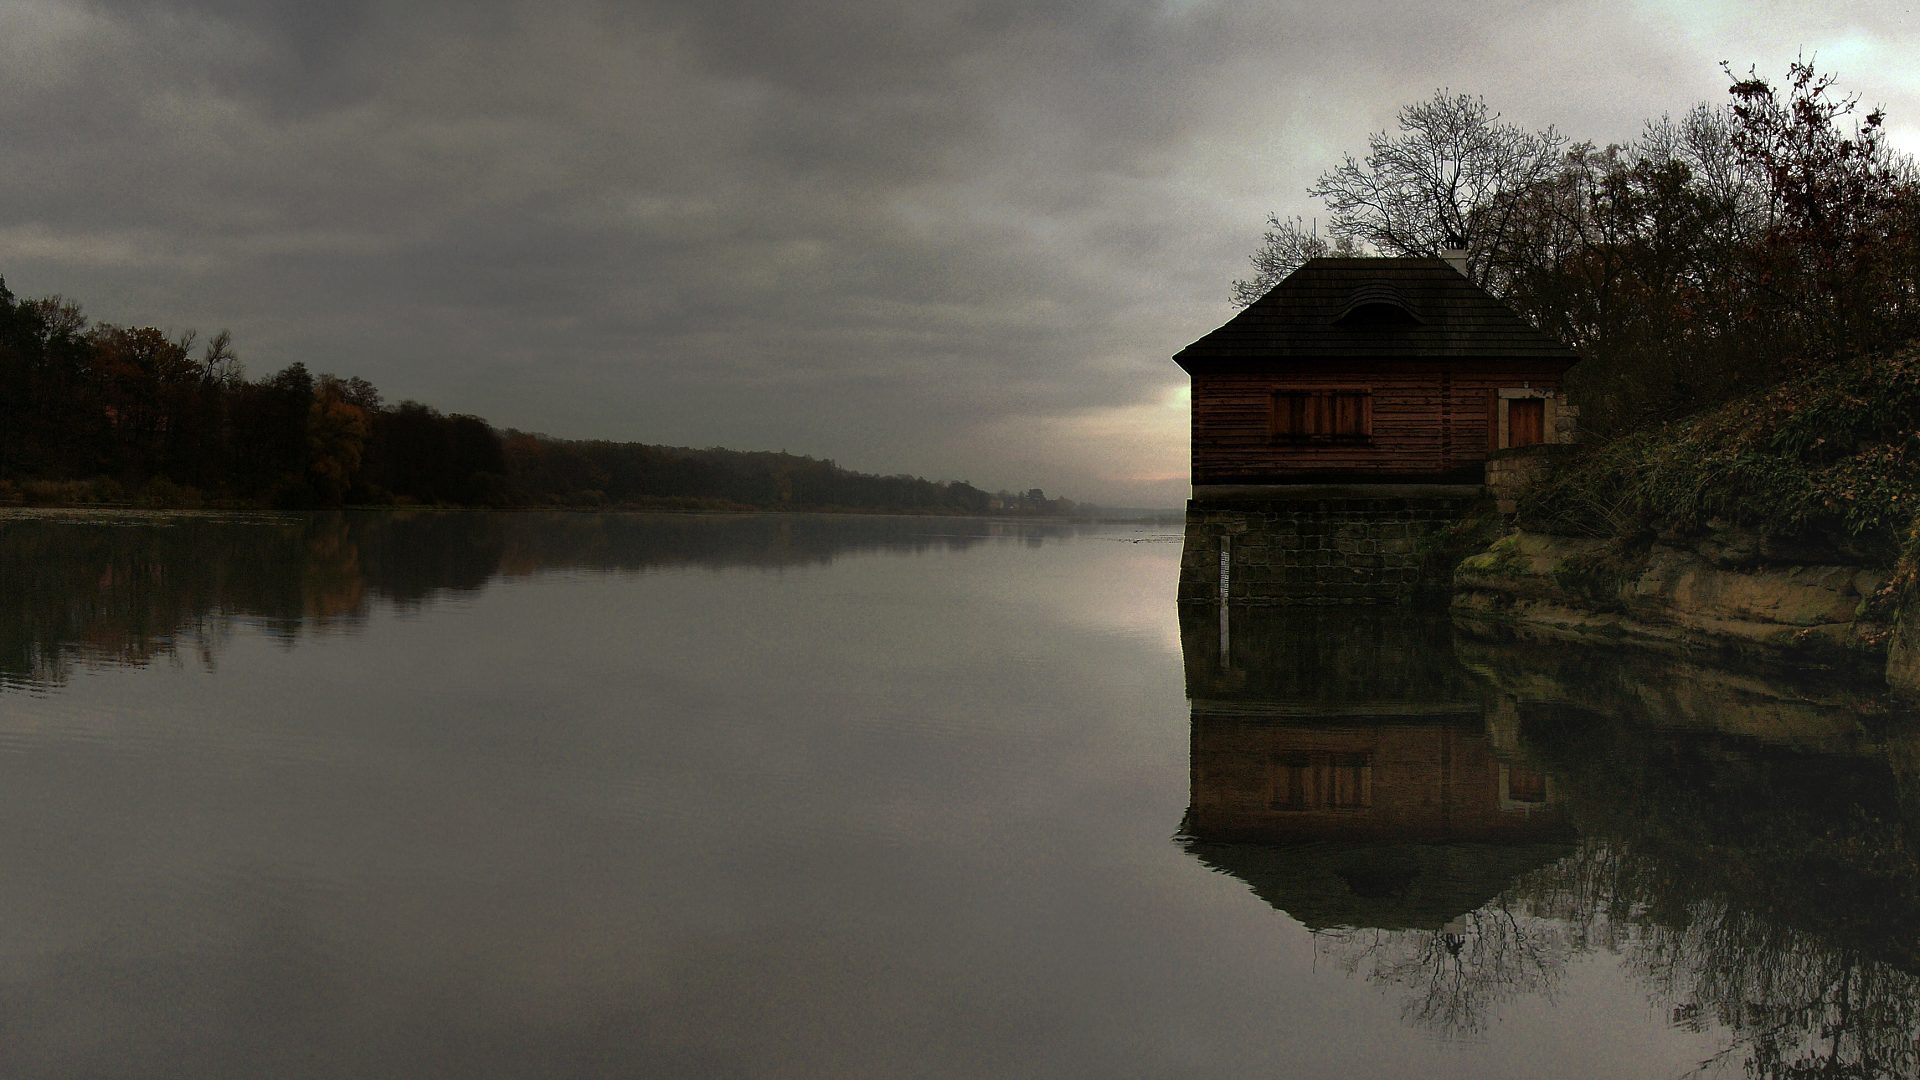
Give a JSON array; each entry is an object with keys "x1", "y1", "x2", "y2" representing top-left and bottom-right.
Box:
[{"x1": 3, "y1": 0, "x2": 1916, "y2": 504}]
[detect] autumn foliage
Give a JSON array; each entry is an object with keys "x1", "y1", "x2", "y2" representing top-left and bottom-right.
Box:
[
  {"x1": 0, "y1": 282, "x2": 1062, "y2": 513},
  {"x1": 1516, "y1": 344, "x2": 1920, "y2": 553}
]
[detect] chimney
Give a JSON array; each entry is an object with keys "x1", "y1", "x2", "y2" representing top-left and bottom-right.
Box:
[{"x1": 1441, "y1": 231, "x2": 1469, "y2": 276}]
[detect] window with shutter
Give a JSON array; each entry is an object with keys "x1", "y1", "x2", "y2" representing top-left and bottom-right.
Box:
[
  {"x1": 1269, "y1": 754, "x2": 1314, "y2": 810},
  {"x1": 1270, "y1": 390, "x2": 1372, "y2": 442},
  {"x1": 1327, "y1": 753, "x2": 1373, "y2": 809}
]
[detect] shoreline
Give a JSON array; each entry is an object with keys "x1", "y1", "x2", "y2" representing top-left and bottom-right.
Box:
[
  {"x1": 1448, "y1": 526, "x2": 1916, "y2": 696},
  {"x1": 0, "y1": 502, "x2": 1179, "y2": 527}
]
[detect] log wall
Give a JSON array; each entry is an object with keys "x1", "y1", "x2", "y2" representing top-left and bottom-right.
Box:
[{"x1": 1189, "y1": 360, "x2": 1569, "y2": 484}]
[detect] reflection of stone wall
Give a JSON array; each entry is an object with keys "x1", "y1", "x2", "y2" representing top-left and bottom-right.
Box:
[
  {"x1": 1180, "y1": 605, "x2": 1482, "y2": 710},
  {"x1": 1454, "y1": 620, "x2": 1885, "y2": 753},
  {"x1": 1179, "y1": 494, "x2": 1480, "y2": 605}
]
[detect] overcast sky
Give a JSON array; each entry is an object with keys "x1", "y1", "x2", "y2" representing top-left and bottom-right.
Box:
[{"x1": 3, "y1": 0, "x2": 1916, "y2": 505}]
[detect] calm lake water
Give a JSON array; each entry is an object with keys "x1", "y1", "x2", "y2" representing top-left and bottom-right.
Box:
[{"x1": 1, "y1": 510, "x2": 1916, "y2": 1078}]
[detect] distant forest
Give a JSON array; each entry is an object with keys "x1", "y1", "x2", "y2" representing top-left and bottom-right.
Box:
[{"x1": 0, "y1": 280, "x2": 1077, "y2": 515}]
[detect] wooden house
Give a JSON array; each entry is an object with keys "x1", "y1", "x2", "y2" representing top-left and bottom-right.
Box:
[{"x1": 1174, "y1": 257, "x2": 1579, "y2": 491}]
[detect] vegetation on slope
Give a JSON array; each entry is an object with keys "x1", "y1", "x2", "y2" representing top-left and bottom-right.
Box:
[{"x1": 1517, "y1": 344, "x2": 1920, "y2": 559}]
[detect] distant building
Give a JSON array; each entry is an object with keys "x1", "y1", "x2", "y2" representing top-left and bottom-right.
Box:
[{"x1": 1173, "y1": 257, "x2": 1579, "y2": 496}]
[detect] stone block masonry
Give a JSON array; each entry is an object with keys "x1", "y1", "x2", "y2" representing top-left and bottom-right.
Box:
[
  {"x1": 1485, "y1": 444, "x2": 1577, "y2": 515},
  {"x1": 1179, "y1": 491, "x2": 1482, "y2": 605}
]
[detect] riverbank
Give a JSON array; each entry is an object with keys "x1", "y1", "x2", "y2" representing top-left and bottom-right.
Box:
[
  {"x1": 1447, "y1": 345, "x2": 1920, "y2": 695},
  {"x1": 1452, "y1": 528, "x2": 1895, "y2": 669}
]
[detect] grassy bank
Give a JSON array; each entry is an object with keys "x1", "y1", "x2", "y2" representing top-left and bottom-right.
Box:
[{"x1": 1518, "y1": 344, "x2": 1920, "y2": 564}]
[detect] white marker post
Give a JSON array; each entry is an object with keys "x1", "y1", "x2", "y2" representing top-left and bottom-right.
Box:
[{"x1": 1217, "y1": 535, "x2": 1231, "y2": 665}]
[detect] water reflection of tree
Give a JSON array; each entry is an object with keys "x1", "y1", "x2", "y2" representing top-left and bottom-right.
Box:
[
  {"x1": 1641, "y1": 907, "x2": 1920, "y2": 1078},
  {"x1": 1575, "y1": 837, "x2": 1920, "y2": 1079},
  {"x1": 1311, "y1": 716, "x2": 1920, "y2": 1078},
  {"x1": 1178, "y1": 598, "x2": 1920, "y2": 1074},
  {"x1": 0, "y1": 512, "x2": 1072, "y2": 689},
  {"x1": 1317, "y1": 900, "x2": 1574, "y2": 1037}
]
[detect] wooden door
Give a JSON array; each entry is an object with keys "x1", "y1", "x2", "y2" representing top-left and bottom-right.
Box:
[{"x1": 1508, "y1": 398, "x2": 1544, "y2": 447}]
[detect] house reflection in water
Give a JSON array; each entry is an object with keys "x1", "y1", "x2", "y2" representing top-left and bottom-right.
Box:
[
  {"x1": 1178, "y1": 605, "x2": 1572, "y2": 931},
  {"x1": 1178, "y1": 600, "x2": 1920, "y2": 1065}
]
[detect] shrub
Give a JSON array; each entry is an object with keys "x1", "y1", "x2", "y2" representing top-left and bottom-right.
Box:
[
  {"x1": 137, "y1": 477, "x2": 205, "y2": 508},
  {"x1": 1519, "y1": 344, "x2": 1920, "y2": 557},
  {"x1": 20, "y1": 478, "x2": 124, "y2": 506}
]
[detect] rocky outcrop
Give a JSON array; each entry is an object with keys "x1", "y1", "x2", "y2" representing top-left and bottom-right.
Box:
[{"x1": 1453, "y1": 531, "x2": 1892, "y2": 666}]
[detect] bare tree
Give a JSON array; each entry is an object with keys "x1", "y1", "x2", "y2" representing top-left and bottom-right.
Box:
[
  {"x1": 1232, "y1": 92, "x2": 1565, "y2": 304},
  {"x1": 200, "y1": 329, "x2": 242, "y2": 387},
  {"x1": 1229, "y1": 216, "x2": 1355, "y2": 306}
]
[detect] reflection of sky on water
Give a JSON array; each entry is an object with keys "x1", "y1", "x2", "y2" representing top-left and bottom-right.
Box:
[
  {"x1": 0, "y1": 512, "x2": 1908, "y2": 1077},
  {"x1": 0, "y1": 510, "x2": 1141, "y2": 691},
  {"x1": 0, "y1": 511, "x2": 1236, "y2": 1078}
]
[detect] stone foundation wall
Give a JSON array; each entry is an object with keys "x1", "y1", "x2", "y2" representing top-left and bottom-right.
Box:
[
  {"x1": 1485, "y1": 444, "x2": 1577, "y2": 515},
  {"x1": 1179, "y1": 493, "x2": 1482, "y2": 605}
]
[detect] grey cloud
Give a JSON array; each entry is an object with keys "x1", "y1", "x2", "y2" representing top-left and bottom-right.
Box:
[{"x1": 5, "y1": 0, "x2": 1916, "y2": 503}]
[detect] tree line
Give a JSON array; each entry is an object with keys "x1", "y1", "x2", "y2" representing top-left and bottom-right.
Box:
[
  {"x1": 1235, "y1": 59, "x2": 1920, "y2": 438},
  {"x1": 0, "y1": 285, "x2": 1076, "y2": 515}
]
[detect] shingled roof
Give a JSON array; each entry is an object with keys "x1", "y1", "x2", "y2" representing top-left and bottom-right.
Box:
[{"x1": 1174, "y1": 257, "x2": 1578, "y2": 370}]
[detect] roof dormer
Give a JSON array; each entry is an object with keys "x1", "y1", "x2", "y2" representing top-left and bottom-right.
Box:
[{"x1": 1332, "y1": 282, "x2": 1422, "y2": 328}]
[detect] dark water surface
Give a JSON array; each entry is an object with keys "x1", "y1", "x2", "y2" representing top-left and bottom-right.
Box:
[{"x1": 1, "y1": 510, "x2": 1915, "y2": 1078}]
